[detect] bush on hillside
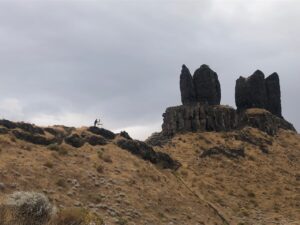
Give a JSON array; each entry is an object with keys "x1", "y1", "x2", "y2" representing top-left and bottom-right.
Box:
[
  {"x1": 50, "y1": 207, "x2": 104, "y2": 225},
  {"x1": 0, "y1": 192, "x2": 54, "y2": 225}
]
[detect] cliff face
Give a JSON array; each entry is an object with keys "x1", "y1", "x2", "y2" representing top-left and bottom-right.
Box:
[
  {"x1": 162, "y1": 104, "x2": 237, "y2": 136},
  {"x1": 162, "y1": 105, "x2": 295, "y2": 137}
]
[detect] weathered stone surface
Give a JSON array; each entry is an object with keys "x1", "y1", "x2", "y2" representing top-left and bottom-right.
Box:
[
  {"x1": 84, "y1": 135, "x2": 107, "y2": 146},
  {"x1": 238, "y1": 109, "x2": 295, "y2": 135},
  {"x1": 87, "y1": 127, "x2": 116, "y2": 140},
  {"x1": 145, "y1": 132, "x2": 170, "y2": 146},
  {"x1": 200, "y1": 146, "x2": 245, "y2": 158},
  {"x1": 162, "y1": 104, "x2": 237, "y2": 136},
  {"x1": 265, "y1": 73, "x2": 282, "y2": 117},
  {"x1": 116, "y1": 139, "x2": 181, "y2": 170},
  {"x1": 119, "y1": 131, "x2": 132, "y2": 140},
  {"x1": 193, "y1": 65, "x2": 221, "y2": 105},
  {"x1": 235, "y1": 70, "x2": 267, "y2": 110},
  {"x1": 0, "y1": 120, "x2": 44, "y2": 135},
  {"x1": 64, "y1": 134, "x2": 85, "y2": 148},
  {"x1": 12, "y1": 130, "x2": 56, "y2": 145},
  {"x1": 233, "y1": 127, "x2": 273, "y2": 153},
  {"x1": 180, "y1": 64, "x2": 196, "y2": 105},
  {"x1": 235, "y1": 70, "x2": 282, "y2": 117},
  {"x1": 161, "y1": 105, "x2": 295, "y2": 137}
]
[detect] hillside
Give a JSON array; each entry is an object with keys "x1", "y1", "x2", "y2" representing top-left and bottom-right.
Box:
[{"x1": 0, "y1": 117, "x2": 299, "y2": 225}]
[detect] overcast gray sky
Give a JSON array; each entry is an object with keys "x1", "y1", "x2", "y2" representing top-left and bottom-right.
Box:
[{"x1": 0, "y1": 0, "x2": 299, "y2": 140}]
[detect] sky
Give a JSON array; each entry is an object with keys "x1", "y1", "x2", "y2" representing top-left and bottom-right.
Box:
[{"x1": 0, "y1": 0, "x2": 299, "y2": 140}]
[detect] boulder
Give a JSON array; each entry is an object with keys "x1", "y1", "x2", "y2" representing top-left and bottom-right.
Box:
[
  {"x1": 116, "y1": 139, "x2": 181, "y2": 170},
  {"x1": 180, "y1": 64, "x2": 196, "y2": 105},
  {"x1": 119, "y1": 131, "x2": 132, "y2": 140},
  {"x1": 0, "y1": 120, "x2": 17, "y2": 129},
  {"x1": 84, "y1": 135, "x2": 107, "y2": 146},
  {"x1": 193, "y1": 64, "x2": 221, "y2": 105},
  {"x1": 145, "y1": 132, "x2": 170, "y2": 146},
  {"x1": 64, "y1": 134, "x2": 85, "y2": 148},
  {"x1": 87, "y1": 127, "x2": 116, "y2": 140},
  {"x1": 12, "y1": 130, "x2": 55, "y2": 145}
]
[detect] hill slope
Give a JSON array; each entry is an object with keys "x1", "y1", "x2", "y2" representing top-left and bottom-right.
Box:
[{"x1": 0, "y1": 120, "x2": 299, "y2": 225}]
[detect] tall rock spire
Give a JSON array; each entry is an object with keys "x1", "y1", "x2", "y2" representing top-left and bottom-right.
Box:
[
  {"x1": 180, "y1": 64, "x2": 196, "y2": 105},
  {"x1": 193, "y1": 64, "x2": 221, "y2": 105},
  {"x1": 235, "y1": 70, "x2": 282, "y2": 118}
]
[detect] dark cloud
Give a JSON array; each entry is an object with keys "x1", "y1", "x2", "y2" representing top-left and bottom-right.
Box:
[{"x1": 0, "y1": 0, "x2": 299, "y2": 139}]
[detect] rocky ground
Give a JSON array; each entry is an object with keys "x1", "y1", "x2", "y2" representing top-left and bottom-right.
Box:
[{"x1": 0, "y1": 118, "x2": 299, "y2": 225}]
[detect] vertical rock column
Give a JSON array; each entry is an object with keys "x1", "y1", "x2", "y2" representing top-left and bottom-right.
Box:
[
  {"x1": 235, "y1": 70, "x2": 282, "y2": 118},
  {"x1": 265, "y1": 73, "x2": 282, "y2": 118},
  {"x1": 193, "y1": 65, "x2": 221, "y2": 105},
  {"x1": 180, "y1": 65, "x2": 196, "y2": 105}
]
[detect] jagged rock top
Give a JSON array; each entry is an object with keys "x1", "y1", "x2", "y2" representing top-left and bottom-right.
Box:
[
  {"x1": 235, "y1": 70, "x2": 282, "y2": 118},
  {"x1": 180, "y1": 64, "x2": 221, "y2": 106},
  {"x1": 180, "y1": 64, "x2": 196, "y2": 105}
]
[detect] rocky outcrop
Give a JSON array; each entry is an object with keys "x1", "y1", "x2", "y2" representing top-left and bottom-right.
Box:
[
  {"x1": 87, "y1": 127, "x2": 116, "y2": 140},
  {"x1": 179, "y1": 64, "x2": 221, "y2": 105},
  {"x1": 145, "y1": 132, "x2": 170, "y2": 146},
  {"x1": 200, "y1": 146, "x2": 245, "y2": 159},
  {"x1": 116, "y1": 139, "x2": 181, "y2": 170},
  {"x1": 64, "y1": 134, "x2": 85, "y2": 148},
  {"x1": 265, "y1": 73, "x2": 282, "y2": 118},
  {"x1": 235, "y1": 70, "x2": 282, "y2": 118},
  {"x1": 238, "y1": 109, "x2": 294, "y2": 135},
  {"x1": 193, "y1": 65, "x2": 221, "y2": 105},
  {"x1": 180, "y1": 65, "x2": 196, "y2": 105},
  {"x1": 161, "y1": 105, "x2": 295, "y2": 137},
  {"x1": 12, "y1": 130, "x2": 56, "y2": 146},
  {"x1": 162, "y1": 104, "x2": 237, "y2": 136},
  {"x1": 0, "y1": 120, "x2": 44, "y2": 135}
]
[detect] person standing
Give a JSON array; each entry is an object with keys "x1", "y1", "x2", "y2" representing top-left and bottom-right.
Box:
[{"x1": 94, "y1": 119, "x2": 98, "y2": 127}]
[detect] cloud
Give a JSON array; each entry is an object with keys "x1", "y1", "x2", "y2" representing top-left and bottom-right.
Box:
[
  {"x1": 0, "y1": 0, "x2": 299, "y2": 139},
  {"x1": 0, "y1": 98, "x2": 24, "y2": 120},
  {"x1": 29, "y1": 112, "x2": 92, "y2": 128}
]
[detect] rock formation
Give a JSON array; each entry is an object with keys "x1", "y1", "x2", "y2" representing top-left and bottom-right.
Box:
[
  {"x1": 162, "y1": 104, "x2": 237, "y2": 136},
  {"x1": 157, "y1": 64, "x2": 295, "y2": 139},
  {"x1": 162, "y1": 105, "x2": 295, "y2": 137},
  {"x1": 193, "y1": 64, "x2": 221, "y2": 105},
  {"x1": 265, "y1": 73, "x2": 282, "y2": 118},
  {"x1": 180, "y1": 64, "x2": 221, "y2": 105},
  {"x1": 235, "y1": 70, "x2": 282, "y2": 118},
  {"x1": 180, "y1": 64, "x2": 196, "y2": 104}
]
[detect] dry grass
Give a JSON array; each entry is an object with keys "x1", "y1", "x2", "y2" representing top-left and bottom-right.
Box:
[{"x1": 0, "y1": 126, "x2": 299, "y2": 225}]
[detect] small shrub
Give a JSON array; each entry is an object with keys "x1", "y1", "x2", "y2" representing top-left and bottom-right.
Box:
[
  {"x1": 116, "y1": 217, "x2": 128, "y2": 225},
  {"x1": 96, "y1": 165, "x2": 104, "y2": 173},
  {"x1": 58, "y1": 147, "x2": 68, "y2": 156},
  {"x1": 247, "y1": 191, "x2": 255, "y2": 198},
  {"x1": 44, "y1": 162, "x2": 54, "y2": 169},
  {"x1": 51, "y1": 207, "x2": 104, "y2": 225},
  {"x1": 47, "y1": 144, "x2": 68, "y2": 156},
  {"x1": 56, "y1": 179, "x2": 67, "y2": 188},
  {"x1": 10, "y1": 137, "x2": 16, "y2": 142},
  {"x1": 2, "y1": 191, "x2": 54, "y2": 225},
  {"x1": 98, "y1": 152, "x2": 112, "y2": 163},
  {"x1": 47, "y1": 143, "x2": 60, "y2": 151}
]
